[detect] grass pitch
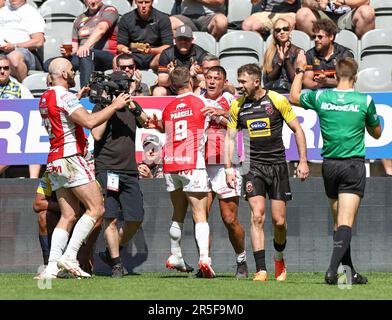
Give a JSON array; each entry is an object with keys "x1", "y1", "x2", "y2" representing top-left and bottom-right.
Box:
[{"x1": 1, "y1": 272, "x2": 391, "y2": 300}]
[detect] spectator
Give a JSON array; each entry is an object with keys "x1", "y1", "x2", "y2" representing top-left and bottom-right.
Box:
[
  {"x1": 153, "y1": 25, "x2": 208, "y2": 96},
  {"x1": 170, "y1": 0, "x2": 228, "y2": 41},
  {"x1": 194, "y1": 54, "x2": 237, "y2": 95},
  {"x1": 297, "y1": 0, "x2": 374, "y2": 39},
  {"x1": 262, "y1": 18, "x2": 303, "y2": 93},
  {"x1": 43, "y1": 0, "x2": 119, "y2": 87},
  {"x1": 303, "y1": 19, "x2": 353, "y2": 90},
  {"x1": 117, "y1": 0, "x2": 173, "y2": 71},
  {"x1": 0, "y1": 55, "x2": 41, "y2": 178},
  {"x1": 114, "y1": 53, "x2": 150, "y2": 96},
  {"x1": 242, "y1": 0, "x2": 299, "y2": 35},
  {"x1": 0, "y1": 0, "x2": 45, "y2": 82},
  {"x1": 138, "y1": 135, "x2": 163, "y2": 179}
]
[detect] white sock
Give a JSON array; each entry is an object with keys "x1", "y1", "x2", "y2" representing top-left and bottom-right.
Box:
[
  {"x1": 236, "y1": 251, "x2": 246, "y2": 264},
  {"x1": 63, "y1": 214, "x2": 96, "y2": 260},
  {"x1": 195, "y1": 222, "x2": 210, "y2": 258},
  {"x1": 275, "y1": 251, "x2": 284, "y2": 261},
  {"x1": 169, "y1": 221, "x2": 183, "y2": 257},
  {"x1": 47, "y1": 228, "x2": 69, "y2": 273}
]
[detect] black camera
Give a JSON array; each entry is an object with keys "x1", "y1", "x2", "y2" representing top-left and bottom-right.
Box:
[{"x1": 88, "y1": 71, "x2": 132, "y2": 105}]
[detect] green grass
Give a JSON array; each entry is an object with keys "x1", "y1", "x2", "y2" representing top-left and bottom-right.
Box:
[{"x1": 1, "y1": 272, "x2": 391, "y2": 300}]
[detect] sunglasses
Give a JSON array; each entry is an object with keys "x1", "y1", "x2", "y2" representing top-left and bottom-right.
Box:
[
  {"x1": 0, "y1": 66, "x2": 10, "y2": 71},
  {"x1": 119, "y1": 64, "x2": 135, "y2": 70},
  {"x1": 314, "y1": 34, "x2": 326, "y2": 40},
  {"x1": 274, "y1": 27, "x2": 290, "y2": 33}
]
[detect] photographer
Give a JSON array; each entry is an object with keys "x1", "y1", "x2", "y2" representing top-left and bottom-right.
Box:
[
  {"x1": 90, "y1": 69, "x2": 149, "y2": 278},
  {"x1": 114, "y1": 53, "x2": 150, "y2": 96}
]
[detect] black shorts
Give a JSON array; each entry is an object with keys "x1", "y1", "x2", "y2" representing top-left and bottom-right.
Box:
[
  {"x1": 96, "y1": 171, "x2": 145, "y2": 222},
  {"x1": 242, "y1": 163, "x2": 292, "y2": 201},
  {"x1": 322, "y1": 158, "x2": 366, "y2": 199},
  {"x1": 131, "y1": 52, "x2": 155, "y2": 70}
]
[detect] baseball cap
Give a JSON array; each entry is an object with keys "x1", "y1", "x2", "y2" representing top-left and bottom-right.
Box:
[
  {"x1": 143, "y1": 135, "x2": 161, "y2": 148},
  {"x1": 175, "y1": 25, "x2": 193, "y2": 39}
]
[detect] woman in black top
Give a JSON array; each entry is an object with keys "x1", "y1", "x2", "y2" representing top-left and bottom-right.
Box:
[{"x1": 262, "y1": 18, "x2": 303, "y2": 93}]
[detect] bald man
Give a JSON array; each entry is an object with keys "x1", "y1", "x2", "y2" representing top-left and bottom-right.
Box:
[{"x1": 36, "y1": 58, "x2": 132, "y2": 279}]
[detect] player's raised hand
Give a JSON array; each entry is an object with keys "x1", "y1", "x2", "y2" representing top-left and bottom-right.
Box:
[{"x1": 146, "y1": 113, "x2": 160, "y2": 129}]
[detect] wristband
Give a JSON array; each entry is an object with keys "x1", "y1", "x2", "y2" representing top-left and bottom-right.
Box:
[
  {"x1": 130, "y1": 100, "x2": 143, "y2": 117},
  {"x1": 225, "y1": 168, "x2": 234, "y2": 175}
]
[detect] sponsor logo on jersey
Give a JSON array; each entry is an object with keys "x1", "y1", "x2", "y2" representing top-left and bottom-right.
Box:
[
  {"x1": 246, "y1": 181, "x2": 253, "y2": 193},
  {"x1": 246, "y1": 118, "x2": 271, "y2": 138},
  {"x1": 175, "y1": 103, "x2": 187, "y2": 110},
  {"x1": 320, "y1": 102, "x2": 359, "y2": 112},
  {"x1": 79, "y1": 27, "x2": 90, "y2": 37},
  {"x1": 239, "y1": 111, "x2": 253, "y2": 117},
  {"x1": 243, "y1": 103, "x2": 252, "y2": 109}
]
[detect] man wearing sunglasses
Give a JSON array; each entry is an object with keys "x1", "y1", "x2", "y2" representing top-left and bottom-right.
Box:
[{"x1": 114, "y1": 53, "x2": 150, "y2": 96}]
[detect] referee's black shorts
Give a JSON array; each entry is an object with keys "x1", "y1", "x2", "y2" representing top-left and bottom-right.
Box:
[
  {"x1": 322, "y1": 157, "x2": 366, "y2": 199},
  {"x1": 242, "y1": 162, "x2": 292, "y2": 201}
]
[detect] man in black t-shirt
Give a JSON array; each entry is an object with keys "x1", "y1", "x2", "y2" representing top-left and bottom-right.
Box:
[
  {"x1": 153, "y1": 25, "x2": 208, "y2": 96},
  {"x1": 91, "y1": 70, "x2": 150, "y2": 277},
  {"x1": 303, "y1": 19, "x2": 353, "y2": 90},
  {"x1": 117, "y1": 0, "x2": 173, "y2": 71}
]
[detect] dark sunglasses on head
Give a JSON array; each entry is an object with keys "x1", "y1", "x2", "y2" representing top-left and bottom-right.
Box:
[
  {"x1": 119, "y1": 64, "x2": 135, "y2": 70},
  {"x1": 274, "y1": 27, "x2": 290, "y2": 33},
  {"x1": 0, "y1": 66, "x2": 10, "y2": 71}
]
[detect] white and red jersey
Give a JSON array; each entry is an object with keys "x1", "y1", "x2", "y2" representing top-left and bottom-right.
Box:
[
  {"x1": 202, "y1": 91, "x2": 234, "y2": 165},
  {"x1": 161, "y1": 92, "x2": 210, "y2": 173},
  {"x1": 39, "y1": 86, "x2": 87, "y2": 163}
]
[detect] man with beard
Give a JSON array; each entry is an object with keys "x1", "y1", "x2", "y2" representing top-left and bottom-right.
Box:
[
  {"x1": 225, "y1": 63, "x2": 309, "y2": 282},
  {"x1": 37, "y1": 58, "x2": 131, "y2": 279},
  {"x1": 197, "y1": 66, "x2": 248, "y2": 278},
  {"x1": 303, "y1": 19, "x2": 353, "y2": 90}
]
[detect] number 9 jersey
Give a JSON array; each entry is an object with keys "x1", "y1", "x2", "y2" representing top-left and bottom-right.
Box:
[{"x1": 161, "y1": 92, "x2": 210, "y2": 173}]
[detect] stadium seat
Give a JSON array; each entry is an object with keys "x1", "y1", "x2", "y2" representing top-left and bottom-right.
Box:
[
  {"x1": 360, "y1": 29, "x2": 392, "y2": 69},
  {"x1": 218, "y1": 31, "x2": 264, "y2": 62},
  {"x1": 335, "y1": 30, "x2": 359, "y2": 61},
  {"x1": 193, "y1": 32, "x2": 217, "y2": 55},
  {"x1": 153, "y1": 0, "x2": 176, "y2": 15},
  {"x1": 22, "y1": 73, "x2": 49, "y2": 98},
  {"x1": 39, "y1": 0, "x2": 85, "y2": 21},
  {"x1": 265, "y1": 30, "x2": 312, "y2": 53},
  {"x1": 141, "y1": 70, "x2": 158, "y2": 88},
  {"x1": 218, "y1": 31, "x2": 263, "y2": 86},
  {"x1": 43, "y1": 35, "x2": 62, "y2": 62},
  {"x1": 371, "y1": 0, "x2": 392, "y2": 29},
  {"x1": 103, "y1": 0, "x2": 132, "y2": 16},
  {"x1": 44, "y1": 21, "x2": 74, "y2": 43},
  {"x1": 27, "y1": 0, "x2": 38, "y2": 9},
  {"x1": 355, "y1": 67, "x2": 392, "y2": 92},
  {"x1": 227, "y1": 0, "x2": 252, "y2": 24}
]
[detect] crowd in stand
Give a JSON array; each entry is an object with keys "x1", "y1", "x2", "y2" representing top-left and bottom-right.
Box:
[{"x1": 0, "y1": 0, "x2": 391, "y2": 176}]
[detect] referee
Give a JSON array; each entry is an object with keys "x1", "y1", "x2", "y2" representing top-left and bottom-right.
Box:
[{"x1": 290, "y1": 55, "x2": 382, "y2": 285}]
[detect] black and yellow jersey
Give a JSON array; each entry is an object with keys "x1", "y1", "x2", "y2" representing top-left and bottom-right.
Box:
[{"x1": 227, "y1": 90, "x2": 296, "y2": 164}]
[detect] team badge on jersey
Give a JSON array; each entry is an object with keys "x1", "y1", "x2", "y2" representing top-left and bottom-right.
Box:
[
  {"x1": 246, "y1": 118, "x2": 271, "y2": 138},
  {"x1": 246, "y1": 181, "x2": 253, "y2": 193},
  {"x1": 265, "y1": 104, "x2": 274, "y2": 115}
]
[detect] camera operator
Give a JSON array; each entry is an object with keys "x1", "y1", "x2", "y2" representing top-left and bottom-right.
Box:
[
  {"x1": 90, "y1": 69, "x2": 150, "y2": 277},
  {"x1": 114, "y1": 53, "x2": 150, "y2": 96}
]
